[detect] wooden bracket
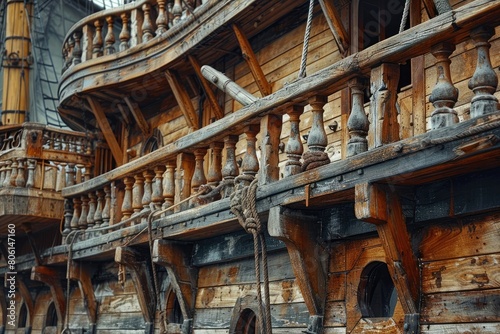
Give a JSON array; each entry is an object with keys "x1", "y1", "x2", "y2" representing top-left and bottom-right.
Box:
[
  {"x1": 152, "y1": 240, "x2": 198, "y2": 322},
  {"x1": 317, "y1": 0, "x2": 350, "y2": 56},
  {"x1": 232, "y1": 23, "x2": 272, "y2": 96},
  {"x1": 115, "y1": 246, "x2": 156, "y2": 328},
  {"x1": 68, "y1": 260, "x2": 98, "y2": 331},
  {"x1": 165, "y1": 69, "x2": 199, "y2": 129},
  {"x1": 188, "y1": 55, "x2": 224, "y2": 120},
  {"x1": 30, "y1": 266, "x2": 66, "y2": 326},
  {"x1": 18, "y1": 277, "x2": 34, "y2": 332},
  {"x1": 123, "y1": 96, "x2": 151, "y2": 137},
  {"x1": 86, "y1": 96, "x2": 123, "y2": 166},
  {"x1": 22, "y1": 224, "x2": 42, "y2": 266},
  {"x1": 268, "y1": 206, "x2": 328, "y2": 322},
  {"x1": 355, "y1": 183, "x2": 419, "y2": 314}
]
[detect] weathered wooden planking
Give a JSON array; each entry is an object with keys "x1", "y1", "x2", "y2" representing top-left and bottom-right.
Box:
[
  {"x1": 197, "y1": 251, "x2": 295, "y2": 287},
  {"x1": 421, "y1": 289, "x2": 500, "y2": 323},
  {"x1": 350, "y1": 318, "x2": 401, "y2": 334},
  {"x1": 193, "y1": 302, "x2": 310, "y2": 329},
  {"x1": 419, "y1": 213, "x2": 500, "y2": 261},
  {"x1": 420, "y1": 323, "x2": 500, "y2": 333},
  {"x1": 324, "y1": 301, "x2": 347, "y2": 327},
  {"x1": 195, "y1": 280, "x2": 304, "y2": 309},
  {"x1": 422, "y1": 254, "x2": 500, "y2": 294}
]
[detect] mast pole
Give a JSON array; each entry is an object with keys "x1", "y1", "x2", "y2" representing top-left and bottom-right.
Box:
[{"x1": 1, "y1": 0, "x2": 32, "y2": 125}]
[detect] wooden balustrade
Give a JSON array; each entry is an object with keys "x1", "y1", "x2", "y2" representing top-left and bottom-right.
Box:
[
  {"x1": 61, "y1": 0, "x2": 202, "y2": 73},
  {"x1": 58, "y1": 19, "x2": 500, "y2": 240}
]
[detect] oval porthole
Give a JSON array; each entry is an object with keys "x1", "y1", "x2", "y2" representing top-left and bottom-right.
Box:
[{"x1": 358, "y1": 261, "x2": 397, "y2": 317}]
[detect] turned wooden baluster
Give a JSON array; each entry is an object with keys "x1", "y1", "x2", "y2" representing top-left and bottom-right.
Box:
[
  {"x1": 430, "y1": 43, "x2": 458, "y2": 129},
  {"x1": 0, "y1": 162, "x2": 6, "y2": 187},
  {"x1": 172, "y1": 0, "x2": 182, "y2": 25},
  {"x1": 62, "y1": 199, "x2": 73, "y2": 242},
  {"x1": 55, "y1": 162, "x2": 67, "y2": 192},
  {"x1": 191, "y1": 148, "x2": 207, "y2": 206},
  {"x1": 9, "y1": 160, "x2": 18, "y2": 186},
  {"x1": 285, "y1": 105, "x2": 304, "y2": 177},
  {"x1": 94, "y1": 190, "x2": 105, "y2": 229},
  {"x1": 122, "y1": 176, "x2": 134, "y2": 220},
  {"x1": 162, "y1": 161, "x2": 176, "y2": 213},
  {"x1": 132, "y1": 173, "x2": 145, "y2": 217},
  {"x1": 152, "y1": 166, "x2": 166, "y2": 210},
  {"x1": 79, "y1": 195, "x2": 89, "y2": 230},
  {"x1": 75, "y1": 164, "x2": 84, "y2": 184},
  {"x1": 105, "y1": 16, "x2": 116, "y2": 55},
  {"x1": 240, "y1": 126, "x2": 259, "y2": 186},
  {"x1": 87, "y1": 192, "x2": 97, "y2": 229},
  {"x1": 15, "y1": 158, "x2": 25, "y2": 187},
  {"x1": 93, "y1": 19, "x2": 104, "y2": 58},
  {"x1": 3, "y1": 160, "x2": 12, "y2": 187},
  {"x1": 207, "y1": 142, "x2": 224, "y2": 187},
  {"x1": 62, "y1": 44, "x2": 69, "y2": 72},
  {"x1": 222, "y1": 135, "x2": 239, "y2": 197},
  {"x1": 119, "y1": 12, "x2": 130, "y2": 51},
  {"x1": 156, "y1": 0, "x2": 168, "y2": 35},
  {"x1": 142, "y1": 4, "x2": 155, "y2": 42},
  {"x1": 84, "y1": 164, "x2": 92, "y2": 182},
  {"x1": 25, "y1": 159, "x2": 36, "y2": 189},
  {"x1": 347, "y1": 77, "x2": 369, "y2": 157},
  {"x1": 142, "y1": 170, "x2": 155, "y2": 212},
  {"x1": 67, "y1": 37, "x2": 75, "y2": 67},
  {"x1": 70, "y1": 198, "x2": 82, "y2": 231},
  {"x1": 72, "y1": 31, "x2": 82, "y2": 65},
  {"x1": 306, "y1": 96, "x2": 328, "y2": 153},
  {"x1": 67, "y1": 163, "x2": 76, "y2": 186},
  {"x1": 102, "y1": 185, "x2": 111, "y2": 227},
  {"x1": 468, "y1": 26, "x2": 499, "y2": 118}
]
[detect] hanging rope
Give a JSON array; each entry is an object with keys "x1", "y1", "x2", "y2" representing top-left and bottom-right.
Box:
[
  {"x1": 230, "y1": 177, "x2": 272, "y2": 334},
  {"x1": 399, "y1": 0, "x2": 411, "y2": 33},
  {"x1": 298, "y1": 0, "x2": 315, "y2": 79}
]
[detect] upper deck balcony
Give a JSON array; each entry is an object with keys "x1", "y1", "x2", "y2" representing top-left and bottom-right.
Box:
[{"x1": 50, "y1": 0, "x2": 500, "y2": 258}]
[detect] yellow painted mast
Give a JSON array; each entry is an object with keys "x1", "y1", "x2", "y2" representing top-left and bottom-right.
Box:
[{"x1": 1, "y1": 0, "x2": 32, "y2": 125}]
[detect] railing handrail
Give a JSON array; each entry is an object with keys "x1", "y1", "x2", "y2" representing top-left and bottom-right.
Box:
[{"x1": 61, "y1": 0, "x2": 500, "y2": 199}]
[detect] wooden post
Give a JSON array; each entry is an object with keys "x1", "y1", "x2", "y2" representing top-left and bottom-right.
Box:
[
  {"x1": 152, "y1": 165, "x2": 166, "y2": 210},
  {"x1": 222, "y1": 135, "x2": 239, "y2": 197},
  {"x1": 347, "y1": 77, "x2": 369, "y2": 156},
  {"x1": 207, "y1": 142, "x2": 224, "y2": 187},
  {"x1": 162, "y1": 161, "x2": 176, "y2": 213},
  {"x1": 175, "y1": 153, "x2": 195, "y2": 211},
  {"x1": 142, "y1": 3, "x2": 155, "y2": 42},
  {"x1": 191, "y1": 148, "x2": 207, "y2": 203},
  {"x1": 156, "y1": 0, "x2": 168, "y2": 35},
  {"x1": 119, "y1": 12, "x2": 131, "y2": 51},
  {"x1": 104, "y1": 16, "x2": 116, "y2": 55},
  {"x1": 93, "y1": 20, "x2": 104, "y2": 58},
  {"x1": 258, "y1": 115, "x2": 282, "y2": 185},
  {"x1": 241, "y1": 125, "x2": 260, "y2": 184},
  {"x1": 1, "y1": 0, "x2": 32, "y2": 125},
  {"x1": 121, "y1": 176, "x2": 134, "y2": 220},
  {"x1": 132, "y1": 173, "x2": 145, "y2": 217},
  {"x1": 68, "y1": 261, "x2": 98, "y2": 333},
  {"x1": 284, "y1": 105, "x2": 304, "y2": 177}
]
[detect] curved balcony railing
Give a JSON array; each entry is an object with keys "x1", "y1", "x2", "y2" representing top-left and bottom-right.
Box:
[{"x1": 60, "y1": 0, "x2": 500, "y2": 243}]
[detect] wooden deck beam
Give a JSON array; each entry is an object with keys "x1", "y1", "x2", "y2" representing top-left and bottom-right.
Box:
[
  {"x1": 124, "y1": 96, "x2": 151, "y2": 137},
  {"x1": 318, "y1": 0, "x2": 350, "y2": 56},
  {"x1": 86, "y1": 96, "x2": 123, "y2": 166},
  {"x1": 165, "y1": 69, "x2": 199, "y2": 129},
  {"x1": 115, "y1": 246, "x2": 156, "y2": 333},
  {"x1": 355, "y1": 183, "x2": 420, "y2": 316},
  {"x1": 188, "y1": 55, "x2": 224, "y2": 121},
  {"x1": 232, "y1": 23, "x2": 272, "y2": 96}
]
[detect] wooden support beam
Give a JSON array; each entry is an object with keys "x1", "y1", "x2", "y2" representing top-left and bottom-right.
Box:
[
  {"x1": 369, "y1": 63, "x2": 400, "y2": 148},
  {"x1": 86, "y1": 96, "x2": 123, "y2": 166},
  {"x1": 117, "y1": 103, "x2": 132, "y2": 126},
  {"x1": 318, "y1": 0, "x2": 350, "y2": 56},
  {"x1": 68, "y1": 261, "x2": 98, "y2": 333},
  {"x1": 17, "y1": 277, "x2": 34, "y2": 332},
  {"x1": 124, "y1": 96, "x2": 151, "y2": 137},
  {"x1": 355, "y1": 183, "x2": 420, "y2": 317},
  {"x1": 165, "y1": 69, "x2": 199, "y2": 129},
  {"x1": 232, "y1": 23, "x2": 272, "y2": 96},
  {"x1": 30, "y1": 266, "x2": 66, "y2": 326},
  {"x1": 188, "y1": 55, "x2": 224, "y2": 121},
  {"x1": 115, "y1": 246, "x2": 156, "y2": 331},
  {"x1": 422, "y1": 0, "x2": 438, "y2": 18},
  {"x1": 268, "y1": 206, "x2": 327, "y2": 333},
  {"x1": 152, "y1": 240, "x2": 198, "y2": 324}
]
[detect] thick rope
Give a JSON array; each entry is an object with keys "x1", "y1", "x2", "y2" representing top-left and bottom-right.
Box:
[
  {"x1": 230, "y1": 177, "x2": 272, "y2": 334},
  {"x1": 399, "y1": 0, "x2": 411, "y2": 33},
  {"x1": 298, "y1": 0, "x2": 315, "y2": 78}
]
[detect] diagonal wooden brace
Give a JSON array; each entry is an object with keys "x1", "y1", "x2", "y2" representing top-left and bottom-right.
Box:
[
  {"x1": 152, "y1": 240, "x2": 198, "y2": 323},
  {"x1": 355, "y1": 183, "x2": 420, "y2": 316},
  {"x1": 268, "y1": 206, "x2": 328, "y2": 333},
  {"x1": 68, "y1": 260, "x2": 98, "y2": 333},
  {"x1": 30, "y1": 266, "x2": 66, "y2": 327},
  {"x1": 115, "y1": 246, "x2": 156, "y2": 329}
]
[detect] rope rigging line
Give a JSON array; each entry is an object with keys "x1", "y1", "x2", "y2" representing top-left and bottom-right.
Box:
[
  {"x1": 298, "y1": 0, "x2": 315, "y2": 79},
  {"x1": 399, "y1": 0, "x2": 411, "y2": 34},
  {"x1": 230, "y1": 177, "x2": 272, "y2": 334}
]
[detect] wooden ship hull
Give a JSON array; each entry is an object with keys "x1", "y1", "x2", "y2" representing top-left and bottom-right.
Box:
[{"x1": 1, "y1": 0, "x2": 500, "y2": 333}]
